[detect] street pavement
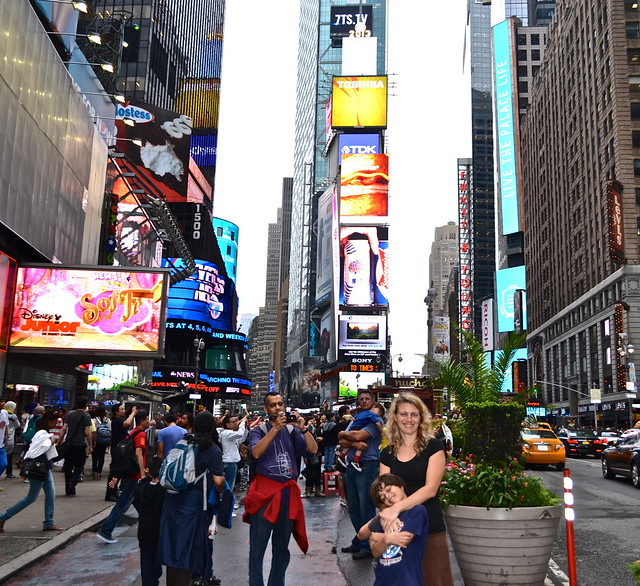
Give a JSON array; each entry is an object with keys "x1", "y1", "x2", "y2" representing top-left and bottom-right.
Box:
[{"x1": 0, "y1": 461, "x2": 562, "y2": 585}]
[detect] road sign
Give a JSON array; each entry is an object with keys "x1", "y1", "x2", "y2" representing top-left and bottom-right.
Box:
[
  {"x1": 590, "y1": 388, "x2": 601, "y2": 403},
  {"x1": 189, "y1": 393, "x2": 202, "y2": 399},
  {"x1": 625, "y1": 393, "x2": 637, "y2": 399}
]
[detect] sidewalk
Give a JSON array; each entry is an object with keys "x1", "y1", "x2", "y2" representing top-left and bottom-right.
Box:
[{"x1": 0, "y1": 463, "x2": 113, "y2": 582}]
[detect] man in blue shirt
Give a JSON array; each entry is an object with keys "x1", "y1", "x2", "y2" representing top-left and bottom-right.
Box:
[
  {"x1": 156, "y1": 412, "x2": 186, "y2": 458},
  {"x1": 243, "y1": 393, "x2": 318, "y2": 586},
  {"x1": 338, "y1": 389, "x2": 382, "y2": 560}
]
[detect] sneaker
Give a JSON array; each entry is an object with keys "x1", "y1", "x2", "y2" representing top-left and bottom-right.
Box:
[
  {"x1": 350, "y1": 461, "x2": 362, "y2": 472},
  {"x1": 96, "y1": 531, "x2": 118, "y2": 544},
  {"x1": 5, "y1": 475, "x2": 16, "y2": 479},
  {"x1": 340, "y1": 498, "x2": 348, "y2": 507}
]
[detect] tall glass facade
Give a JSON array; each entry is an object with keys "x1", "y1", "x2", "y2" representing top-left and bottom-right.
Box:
[{"x1": 288, "y1": 1, "x2": 387, "y2": 363}]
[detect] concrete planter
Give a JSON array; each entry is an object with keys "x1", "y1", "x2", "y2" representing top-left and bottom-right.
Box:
[{"x1": 444, "y1": 504, "x2": 563, "y2": 585}]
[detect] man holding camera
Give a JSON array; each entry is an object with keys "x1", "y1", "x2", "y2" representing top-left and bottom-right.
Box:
[{"x1": 243, "y1": 393, "x2": 317, "y2": 586}]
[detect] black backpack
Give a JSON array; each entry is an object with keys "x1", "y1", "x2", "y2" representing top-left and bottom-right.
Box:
[{"x1": 110, "y1": 429, "x2": 144, "y2": 478}]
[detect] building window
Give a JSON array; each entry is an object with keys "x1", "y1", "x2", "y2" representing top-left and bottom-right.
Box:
[
  {"x1": 518, "y1": 81, "x2": 529, "y2": 94},
  {"x1": 629, "y1": 48, "x2": 640, "y2": 63},
  {"x1": 530, "y1": 34, "x2": 540, "y2": 45},
  {"x1": 634, "y1": 132, "x2": 640, "y2": 148},
  {"x1": 517, "y1": 49, "x2": 527, "y2": 61},
  {"x1": 634, "y1": 159, "x2": 640, "y2": 176},
  {"x1": 632, "y1": 103, "x2": 640, "y2": 119},
  {"x1": 626, "y1": 22, "x2": 640, "y2": 39},
  {"x1": 531, "y1": 49, "x2": 540, "y2": 61}
]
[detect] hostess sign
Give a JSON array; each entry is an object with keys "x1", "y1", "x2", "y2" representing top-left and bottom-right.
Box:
[
  {"x1": 115, "y1": 104, "x2": 154, "y2": 122},
  {"x1": 332, "y1": 76, "x2": 387, "y2": 129},
  {"x1": 163, "y1": 258, "x2": 235, "y2": 333},
  {"x1": 10, "y1": 266, "x2": 168, "y2": 356},
  {"x1": 493, "y1": 20, "x2": 521, "y2": 235}
]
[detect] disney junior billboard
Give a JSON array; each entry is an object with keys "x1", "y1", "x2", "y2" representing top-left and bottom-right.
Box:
[{"x1": 10, "y1": 265, "x2": 169, "y2": 356}]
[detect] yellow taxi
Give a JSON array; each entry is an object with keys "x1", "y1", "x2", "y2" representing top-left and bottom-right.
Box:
[{"x1": 521, "y1": 427, "x2": 566, "y2": 470}]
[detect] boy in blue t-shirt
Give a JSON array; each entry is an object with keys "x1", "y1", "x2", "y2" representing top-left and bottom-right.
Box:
[{"x1": 357, "y1": 474, "x2": 428, "y2": 586}]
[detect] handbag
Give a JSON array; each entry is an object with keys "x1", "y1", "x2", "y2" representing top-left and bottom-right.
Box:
[{"x1": 21, "y1": 456, "x2": 48, "y2": 482}]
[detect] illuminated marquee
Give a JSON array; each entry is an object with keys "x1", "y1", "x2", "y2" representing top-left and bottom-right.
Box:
[{"x1": 458, "y1": 162, "x2": 473, "y2": 331}]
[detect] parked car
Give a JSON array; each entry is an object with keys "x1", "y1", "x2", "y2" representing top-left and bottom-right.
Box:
[
  {"x1": 521, "y1": 428, "x2": 566, "y2": 470},
  {"x1": 597, "y1": 429, "x2": 621, "y2": 446},
  {"x1": 556, "y1": 428, "x2": 605, "y2": 457},
  {"x1": 601, "y1": 435, "x2": 640, "y2": 488}
]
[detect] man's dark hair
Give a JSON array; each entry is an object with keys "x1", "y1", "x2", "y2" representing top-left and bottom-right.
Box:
[
  {"x1": 165, "y1": 412, "x2": 178, "y2": 424},
  {"x1": 76, "y1": 395, "x2": 88, "y2": 409},
  {"x1": 358, "y1": 389, "x2": 374, "y2": 399},
  {"x1": 264, "y1": 392, "x2": 282, "y2": 405},
  {"x1": 338, "y1": 405, "x2": 349, "y2": 417},
  {"x1": 111, "y1": 404, "x2": 123, "y2": 416},
  {"x1": 136, "y1": 409, "x2": 149, "y2": 422},
  {"x1": 370, "y1": 473, "x2": 407, "y2": 509},
  {"x1": 147, "y1": 455, "x2": 163, "y2": 478}
]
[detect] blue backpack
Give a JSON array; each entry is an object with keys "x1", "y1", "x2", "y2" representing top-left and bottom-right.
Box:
[{"x1": 159, "y1": 439, "x2": 209, "y2": 508}]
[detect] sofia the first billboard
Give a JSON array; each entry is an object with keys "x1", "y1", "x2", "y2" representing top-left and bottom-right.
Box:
[{"x1": 10, "y1": 265, "x2": 169, "y2": 357}]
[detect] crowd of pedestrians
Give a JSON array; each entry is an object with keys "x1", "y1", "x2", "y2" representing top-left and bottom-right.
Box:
[{"x1": 0, "y1": 389, "x2": 454, "y2": 586}]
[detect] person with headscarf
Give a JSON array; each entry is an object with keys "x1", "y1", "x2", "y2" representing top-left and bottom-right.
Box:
[
  {"x1": 3, "y1": 401, "x2": 20, "y2": 479},
  {"x1": 157, "y1": 411, "x2": 225, "y2": 586}
]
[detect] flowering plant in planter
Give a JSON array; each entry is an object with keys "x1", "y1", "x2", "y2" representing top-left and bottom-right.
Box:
[{"x1": 440, "y1": 455, "x2": 560, "y2": 510}]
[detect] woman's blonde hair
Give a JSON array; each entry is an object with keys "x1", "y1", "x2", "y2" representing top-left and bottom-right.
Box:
[{"x1": 386, "y1": 392, "x2": 434, "y2": 455}]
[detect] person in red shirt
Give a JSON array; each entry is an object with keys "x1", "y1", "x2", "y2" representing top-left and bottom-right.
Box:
[{"x1": 96, "y1": 410, "x2": 150, "y2": 544}]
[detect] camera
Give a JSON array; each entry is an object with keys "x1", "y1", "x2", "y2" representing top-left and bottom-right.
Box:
[{"x1": 285, "y1": 412, "x2": 298, "y2": 423}]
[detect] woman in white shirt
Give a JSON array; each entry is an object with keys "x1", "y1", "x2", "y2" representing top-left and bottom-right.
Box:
[{"x1": 0, "y1": 410, "x2": 63, "y2": 532}]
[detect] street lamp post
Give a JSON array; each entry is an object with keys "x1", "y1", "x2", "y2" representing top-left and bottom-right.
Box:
[
  {"x1": 424, "y1": 284, "x2": 437, "y2": 373},
  {"x1": 617, "y1": 332, "x2": 636, "y2": 428},
  {"x1": 193, "y1": 336, "x2": 205, "y2": 418},
  {"x1": 534, "y1": 380, "x2": 598, "y2": 427}
]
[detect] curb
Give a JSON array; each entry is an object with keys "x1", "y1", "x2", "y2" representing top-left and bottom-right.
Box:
[{"x1": 0, "y1": 505, "x2": 111, "y2": 583}]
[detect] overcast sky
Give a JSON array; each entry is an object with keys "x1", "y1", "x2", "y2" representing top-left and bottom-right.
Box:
[{"x1": 214, "y1": 1, "x2": 471, "y2": 376}]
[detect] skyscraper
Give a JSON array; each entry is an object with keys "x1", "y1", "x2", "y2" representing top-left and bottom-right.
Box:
[
  {"x1": 287, "y1": 1, "x2": 387, "y2": 400},
  {"x1": 429, "y1": 222, "x2": 459, "y2": 315}
]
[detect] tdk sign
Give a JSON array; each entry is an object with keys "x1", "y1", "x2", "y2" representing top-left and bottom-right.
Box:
[{"x1": 338, "y1": 133, "x2": 380, "y2": 156}]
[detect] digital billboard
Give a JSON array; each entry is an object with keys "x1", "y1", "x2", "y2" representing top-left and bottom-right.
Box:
[
  {"x1": 338, "y1": 314, "x2": 387, "y2": 352},
  {"x1": 493, "y1": 20, "x2": 521, "y2": 236},
  {"x1": 213, "y1": 218, "x2": 239, "y2": 281},
  {"x1": 330, "y1": 5, "x2": 373, "y2": 47},
  {"x1": 339, "y1": 226, "x2": 388, "y2": 307},
  {"x1": 190, "y1": 133, "x2": 218, "y2": 168},
  {"x1": 496, "y1": 266, "x2": 527, "y2": 332},
  {"x1": 340, "y1": 154, "x2": 389, "y2": 222},
  {"x1": 458, "y1": 162, "x2": 473, "y2": 331},
  {"x1": 151, "y1": 365, "x2": 251, "y2": 396},
  {"x1": 10, "y1": 266, "x2": 168, "y2": 356},
  {"x1": 339, "y1": 371, "x2": 383, "y2": 398},
  {"x1": 175, "y1": 78, "x2": 221, "y2": 129},
  {"x1": 332, "y1": 76, "x2": 388, "y2": 129},
  {"x1": 163, "y1": 258, "x2": 235, "y2": 333},
  {"x1": 116, "y1": 100, "x2": 192, "y2": 201}
]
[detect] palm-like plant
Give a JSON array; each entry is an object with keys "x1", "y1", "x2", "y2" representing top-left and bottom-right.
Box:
[
  {"x1": 436, "y1": 329, "x2": 528, "y2": 409},
  {"x1": 435, "y1": 329, "x2": 528, "y2": 463}
]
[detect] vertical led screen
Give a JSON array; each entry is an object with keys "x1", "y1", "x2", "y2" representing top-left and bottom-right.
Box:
[
  {"x1": 331, "y1": 76, "x2": 388, "y2": 129},
  {"x1": 212, "y1": 218, "x2": 239, "y2": 282},
  {"x1": 606, "y1": 180, "x2": 625, "y2": 264},
  {"x1": 340, "y1": 153, "x2": 389, "y2": 223},
  {"x1": 316, "y1": 187, "x2": 336, "y2": 306},
  {"x1": 493, "y1": 19, "x2": 521, "y2": 235},
  {"x1": 496, "y1": 266, "x2": 527, "y2": 333},
  {"x1": 458, "y1": 162, "x2": 473, "y2": 331},
  {"x1": 339, "y1": 226, "x2": 388, "y2": 307},
  {"x1": 10, "y1": 266, "x2": 168, "y2": 356}
]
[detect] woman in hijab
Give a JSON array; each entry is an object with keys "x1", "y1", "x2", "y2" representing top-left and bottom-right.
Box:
[{"x1": 157, "y1": 411, "x2": 225, "y2": 586}]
